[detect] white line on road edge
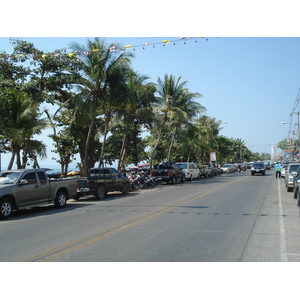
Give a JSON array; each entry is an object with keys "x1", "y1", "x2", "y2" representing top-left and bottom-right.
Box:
[{"x1": 278, "y1": 178, "x2": 288, "y2": 261}]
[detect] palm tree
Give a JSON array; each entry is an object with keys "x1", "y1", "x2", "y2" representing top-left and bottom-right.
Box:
[
  {"x1": 116, "y1": 70, "x2": 156, "y2": 171},
  {"x1": 1, "y1": 89, "x2": 48, "y2": 169},
  {"x1": 177, "y1": 122, "x2": 201, "y2": 162},
  {"x1": 149, "y1": 74, "x2": 203, "y2": 167},
  {"x1": 166, "y1": 88, "x2": 205, "y2": 161},
  {"x1": 193, "y1": 116, "x2": 222, "y2": 163},
  {"x1": 71, "y1": 38, "x2": 133, "y2": 176}
]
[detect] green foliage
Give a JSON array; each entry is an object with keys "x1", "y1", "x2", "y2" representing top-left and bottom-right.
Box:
[{"x1": 0, "y1": 38, "x2": 270, "y2": 172}]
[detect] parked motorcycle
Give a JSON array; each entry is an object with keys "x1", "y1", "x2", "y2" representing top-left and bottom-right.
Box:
[
  {"x1": 128, "y1": 175, "x2": 140, "y2": 191},
  {"x1": 136, "y1": 173, "x2": 149, "y2": 189},
  {"x1": 146, "y1": 176, "x2": 158, "y2": 188}
]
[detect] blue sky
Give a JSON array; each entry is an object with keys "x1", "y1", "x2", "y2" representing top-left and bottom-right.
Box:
[{"x1": 1, "y1": 36, "x2": 300, "y2": 169}]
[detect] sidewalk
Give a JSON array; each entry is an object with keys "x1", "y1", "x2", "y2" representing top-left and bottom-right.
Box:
[{"x1": 278, "y1": 177, "x2": 300, "y2": 262}]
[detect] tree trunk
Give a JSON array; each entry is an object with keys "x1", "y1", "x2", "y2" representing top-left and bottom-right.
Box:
[
  {"x1": 150, "y1": 118, "x2": 167, "y2": 169},
  {"x1": 98, "y1": 115, "x2": 111, "y2": 168},
  {"x1": 8, "y1": 152, "x2": 16, "y2": 170},
  {"x1": 167, "y1": 129, "x2": 177, "y2": 161},
  {"x1": 83, "y1": 118, "x2": 95, "y2": 177},
  {"x1": 118, "y1": 128, "x2": 128, "y2": 172}
]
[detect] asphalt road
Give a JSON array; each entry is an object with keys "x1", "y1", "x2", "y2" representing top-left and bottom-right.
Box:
[{"x1": 1, "y1": 169, "x2": 300, "y2": 262}]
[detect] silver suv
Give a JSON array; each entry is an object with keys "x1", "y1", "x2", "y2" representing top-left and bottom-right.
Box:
[{"x1": 285, "y1": 163, "x2": 300, "y2": 192}]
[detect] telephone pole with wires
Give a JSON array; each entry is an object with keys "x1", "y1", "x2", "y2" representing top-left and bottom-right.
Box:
[{"x1": 286, "y1": 88, "x2": 300, "y2": 160}]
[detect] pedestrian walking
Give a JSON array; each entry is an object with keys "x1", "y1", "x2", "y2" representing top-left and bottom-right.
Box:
[{"x1": 275, "y1": 162, "x2": 281, "y2": 179}]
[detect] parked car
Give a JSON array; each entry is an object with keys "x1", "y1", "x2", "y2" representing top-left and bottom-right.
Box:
[
  {"x1": 76, "y1": 167, "x2": 131, "y2": 199},
  {"x1": 281, "y1": 164, "x2": 287, "y2": 178},
  {"x1": 285, "y1": 163, "x2": 300, "y2": 192},
  {"x1": 251, "y1": 162, "x2": 266, "y2": 176},
  {"x1": 176, "y1": 162, "x2": 200, "y2": 181},
  {"x1": 198, "y1": 166, "x2": 208, "y2": 178},
  {"x1": 151, "y1": 162, "x2": 185, "y2": 184},
  {"x1": 202, "y1": 163, "x2": 218, "y2": 177},
  {"x1": 0, "y1": 169, "x2": 78, "y2": 219},
  {"x1": 293, "y1": 168, "x2": 300, "y2": 204},
  {"x1": 221, "y1": 164, "x2": 233, "y2": 173},
  {"x1": 200, "y1": 165, "x2": 213, "y2": 177}
]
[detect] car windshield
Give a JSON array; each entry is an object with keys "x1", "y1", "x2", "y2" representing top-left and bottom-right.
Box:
[
  {"x1": 176, "y1": 163, "x2": 187, "y2": 169},
  {"x1": 289, "y1": 165, "x2": 300, "y2": 172},
  {"x1": 0, "y1": 171, "x2": 21, "y2": 184},
  {"x1": 222, "y1": 164, "x2": 230, "y2": 167},
  {"x1": 158, "y1": 165, "x2": 174, "y2": 169},
  {"x1": 253, "y1": 164, "x2": 263, "y2": 168}
]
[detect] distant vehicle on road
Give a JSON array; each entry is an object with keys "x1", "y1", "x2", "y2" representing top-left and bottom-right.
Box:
[
  {"x1": 251, "y1": 162, "x2": 266, "y2": 176},
  {"x1": 221, "y1": 164, "x2": 233, "y2": 173}
]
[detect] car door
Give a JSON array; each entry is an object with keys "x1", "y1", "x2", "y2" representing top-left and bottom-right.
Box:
[
  {"x1": 15, "y1": 171, "x2": 41, "y2": 207},
  {"x1": 103, "y1": 168, "x2": 115, "y2": 191},
  {"x1": 190, "y1": 163, "x2": 197, "y2": 178},
  {"x1": 36, "y1": 171, "x2": 51, "y2": 202},
  {"x1": 111, "y1": 168, "x2": 123, "y2": 190}
]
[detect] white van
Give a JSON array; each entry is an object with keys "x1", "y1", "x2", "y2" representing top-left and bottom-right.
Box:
[{"x1": 176, "y1": 162, "x2": 200, "y2": 181}]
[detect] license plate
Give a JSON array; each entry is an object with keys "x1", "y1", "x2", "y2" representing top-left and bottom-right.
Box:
[
  {"x1": 158, "y1": 177, "x2": 162, "y2": 180},
  {"x1": 256, "y1": 169, "x2": 259, "y2": 172}
]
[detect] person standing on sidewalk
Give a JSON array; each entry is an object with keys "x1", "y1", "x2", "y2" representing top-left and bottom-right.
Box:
[{"x1": 275, "y1": 162, "x2": 281, "y2": 179}]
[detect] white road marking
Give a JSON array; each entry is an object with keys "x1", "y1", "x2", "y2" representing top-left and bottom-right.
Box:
[{"x1": 278, "y1": 178, "x2": 288, "y2": 261}]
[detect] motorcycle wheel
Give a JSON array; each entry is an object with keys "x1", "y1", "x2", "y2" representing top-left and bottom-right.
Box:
[{"x1": 148, "y1": 181, "x2": 154, "y2": 188}]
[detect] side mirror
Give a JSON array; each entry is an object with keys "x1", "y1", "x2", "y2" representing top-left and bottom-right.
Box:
[{"x1": 19, "y1": 179, "x2": 28, "y2": 185}]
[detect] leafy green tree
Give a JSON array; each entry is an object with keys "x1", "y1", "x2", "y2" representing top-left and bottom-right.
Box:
[
  {"x1": 70, "y1": 38, "x2": 133, "y2": 175},
  {"x1": 166, "y1": 88, "x2": 204, "y2": 161},
  {"x1": 193, "y1": 116, "x2": 222, "y2": 163},
  {"x1": 1, "y1": 38, "x2": 83, "y2": 170},
  {"x1": 0, "y1": 89, "x2": 48, "y2": 169},
  {"x1": 115, "y1": 70, "x2": 156, "y2": 171},
  {"x1": 149, "y1": 74, "x2": 204, "y2": 167}
]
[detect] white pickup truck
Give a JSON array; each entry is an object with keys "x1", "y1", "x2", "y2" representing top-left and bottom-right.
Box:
[{"x1": 0, "y1": 169, "x2": 78, "y2": 219}]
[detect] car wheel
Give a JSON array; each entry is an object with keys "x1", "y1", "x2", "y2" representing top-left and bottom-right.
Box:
[
  {"x1": 0, "y1": 198, "x2": 13, "y2": 219},
  {"x1": 181, "y1": 175, "x2": 185, "y2": 183},
  {"x1": 96, "y1": 186, "x2": 105, "y2": 199},
  {"x1": 122, "y1": 183, "x2": 130, "y2": 195},
  {"x1": 294, "y1": 189, "x2": 298, "y2": 199},
  {"x1": 54, "y1": 191, "x2": 67, "y2": 208}
]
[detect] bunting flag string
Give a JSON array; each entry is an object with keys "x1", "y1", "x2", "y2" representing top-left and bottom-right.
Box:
[{"x1": 0, "y1": 37, "x2": 209, "y2": 61}]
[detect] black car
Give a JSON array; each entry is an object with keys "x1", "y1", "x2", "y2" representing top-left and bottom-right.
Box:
[{"x1": 251, "y1": 162, "x2": 266, "y2": 176}]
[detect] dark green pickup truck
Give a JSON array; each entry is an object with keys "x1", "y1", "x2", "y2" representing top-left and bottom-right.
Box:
[{"x1": 76, "y1": 167, "x2": 131, "y2": 200}]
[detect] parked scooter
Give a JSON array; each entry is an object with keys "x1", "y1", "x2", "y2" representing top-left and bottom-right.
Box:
[
  {"x1": 146, "y1": 176, "x2": 158, "y2": 188},
  {"x1": 136, "y1": 173, "x2": 149, "y2": 189},
  {"x1": 128, "y1": 175, "x2": 140, "y2": 191}
]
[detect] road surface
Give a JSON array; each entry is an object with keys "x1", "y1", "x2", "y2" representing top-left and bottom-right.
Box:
[{"x1": 1, "y1": 170, "x2": 300, "y2": 262}]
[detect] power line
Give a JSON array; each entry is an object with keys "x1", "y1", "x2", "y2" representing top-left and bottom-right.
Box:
[{"x1": 287, "y1": 88, "x2": 300, "y2": 138}]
